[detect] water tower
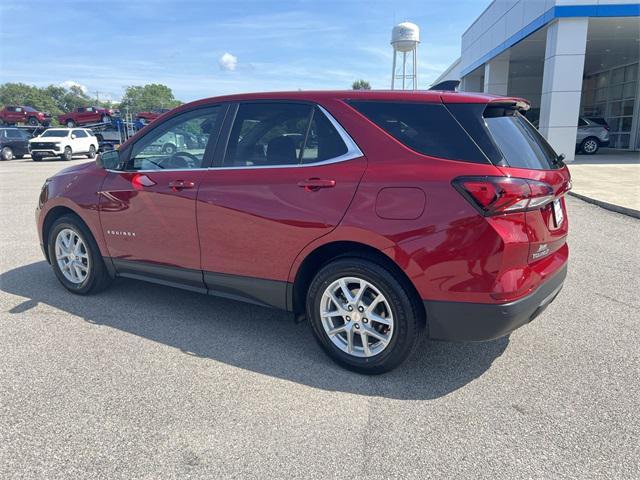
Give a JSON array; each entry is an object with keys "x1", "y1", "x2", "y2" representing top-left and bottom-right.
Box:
[{"x1": 391, "y1": 22, "x2": 420, "y2": 90}]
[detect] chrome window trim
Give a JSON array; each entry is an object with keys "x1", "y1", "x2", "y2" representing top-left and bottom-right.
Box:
[
  {"x1": 211, "y1": 104, "x2": 363, "y2": 170},
  {"x1": 104, "y1": 104, "x2": 364, "y2": 173}
]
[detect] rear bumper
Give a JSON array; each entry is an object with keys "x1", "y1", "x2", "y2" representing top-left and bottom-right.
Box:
[{"x1": 424, "y1": 264, "x2": 567, "y2": 341}]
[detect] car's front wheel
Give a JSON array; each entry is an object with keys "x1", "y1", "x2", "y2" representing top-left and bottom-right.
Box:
[
  {"x1": 48, "y1": 215, "x2": 112, "y2": 294},
  {"x1": 1, "y1": 146, "x2": 14, "y2": 160},
  {"x1": 61, "y1": 146, "x2": 72, "y2": 161},
  {"x1": 580, "y1": 137, "x2": 600, "y2": 155},
  {"x1": 306, "y1": 257, "x2": 423, "y2": 374}
]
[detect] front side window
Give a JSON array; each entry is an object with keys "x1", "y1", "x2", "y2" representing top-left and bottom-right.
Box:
[
  {"x1": 224, "y1": 103, "x2": 348, "y2": 167},
  {"x1": 128, "y1": 106, "x2": 221, "y2": 171}
]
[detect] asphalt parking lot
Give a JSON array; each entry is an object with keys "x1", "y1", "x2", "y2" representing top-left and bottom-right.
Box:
[{"x1": 1, "y1": 157, "x2": 638, "y2": 479}]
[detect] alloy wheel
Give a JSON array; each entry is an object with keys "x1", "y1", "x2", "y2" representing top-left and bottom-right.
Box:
[
  {"x1": 320, "y1": 276, "x2": 394, "y2": 358},
  {"x1": 55, "y1": 228, "x2": 90, "y2": 284},
  {"x1": 583, "y1": 139, "x2": 598, "y2": 154},
  {"x1": 1, "y1": 146, "x2": 13, "y2": 160}
]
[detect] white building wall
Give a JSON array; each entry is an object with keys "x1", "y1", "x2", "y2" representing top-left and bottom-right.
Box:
[{"x1": 459, "y1": 0, "x2": 632, "y2": 77}]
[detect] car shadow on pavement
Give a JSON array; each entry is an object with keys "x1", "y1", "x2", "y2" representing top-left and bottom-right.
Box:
[{"x1": 1, "y1": 261, "x2": 509, "y2": 400}]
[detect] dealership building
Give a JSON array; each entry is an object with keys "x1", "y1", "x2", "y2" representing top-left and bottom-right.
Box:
[{"x1": 436, "y1": 1, "x2": 640, "y2": 160}]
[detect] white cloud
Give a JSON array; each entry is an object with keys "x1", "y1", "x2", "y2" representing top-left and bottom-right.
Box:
[
  {"x1": 218, "y1": 52, "x2": 238, "y2": 72},
  {"x1": 60, "y1": 80, "x2": 88, "y2": 93}
]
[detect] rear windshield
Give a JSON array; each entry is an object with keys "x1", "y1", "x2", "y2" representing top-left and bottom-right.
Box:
[
  {"x1": 484, "y1": 109, "x2": 560, "y2": 170},
  {"x1": 348, "y1": 100, "x2": 488, "y2": 163}
]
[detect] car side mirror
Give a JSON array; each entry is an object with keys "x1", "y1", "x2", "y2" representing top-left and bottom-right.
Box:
[
  {"x1": 71, "y1": 134, "x2": 76, "y2": 139},
  {"x1": 97, "y1": 149, "x2": 120, "y2": 170}
]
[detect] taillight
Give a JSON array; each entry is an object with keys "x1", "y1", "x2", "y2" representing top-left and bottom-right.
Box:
[{"x1": 453, "y1": 176, "x2": 554, "y2": 215}]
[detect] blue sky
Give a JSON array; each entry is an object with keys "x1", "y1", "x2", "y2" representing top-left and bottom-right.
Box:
[{"x1": 0, "y1": 0, "x2": 488, "y2": 103}]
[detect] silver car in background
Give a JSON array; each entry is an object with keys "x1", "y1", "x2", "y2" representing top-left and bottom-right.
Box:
[{"x1": 576, "y1": 117, "x2": 609, "y2": 155}]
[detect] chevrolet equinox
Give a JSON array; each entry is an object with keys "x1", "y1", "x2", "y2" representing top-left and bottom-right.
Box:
[{"x1": 36, "y1": 90, "x2": 570, "y2": 373}]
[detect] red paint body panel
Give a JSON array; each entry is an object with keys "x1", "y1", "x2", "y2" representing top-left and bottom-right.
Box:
[
  {"x1": 99, "y1": 170, "x2": 203, "y2": 270},
  {"x1": 196, "y1": 156, "x2": 367, "y2": 281},
  {"x1": 58, "y1": 107, "x2": 113, "y2": 125},
  {"x1": 37, "y1": 90, "x2": 569, "y2": 313}
]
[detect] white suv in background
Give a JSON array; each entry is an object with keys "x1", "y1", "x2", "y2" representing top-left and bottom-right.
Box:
[{"x1": 29, "y1": 128, "x2": 98, "y2": 161}]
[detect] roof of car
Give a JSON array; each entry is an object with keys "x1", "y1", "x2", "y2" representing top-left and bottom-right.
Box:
[{"x1": 172, "y1": 90, "x2": 528, "y2": 112}]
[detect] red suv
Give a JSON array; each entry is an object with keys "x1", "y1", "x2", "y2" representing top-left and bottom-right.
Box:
[{"x1": 36, "y1": 90, "x2": 570, "y2": 373}]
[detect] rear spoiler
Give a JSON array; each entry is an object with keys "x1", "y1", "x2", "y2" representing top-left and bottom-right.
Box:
[
  {"x1": 429, "y1": 80, "x2": 460, "y2": 92},
  {"x1": 487, "y1": 97, "x2": 530, "y2": 112}
]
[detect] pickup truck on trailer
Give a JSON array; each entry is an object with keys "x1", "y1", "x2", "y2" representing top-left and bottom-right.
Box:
[
  {"x1": 0, "y1": 106, "x2": 51, "y2": 126},
  {"x1": 57, "y1": 106, "x2": 116, "y2": 127}
]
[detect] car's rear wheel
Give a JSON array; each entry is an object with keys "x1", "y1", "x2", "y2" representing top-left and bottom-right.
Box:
[
  {"x1": 87, "y1": 145, "x2": 96, "y2": 158},
  {"x1": 48, "y1": 215, "x2": 112, "y2": 294},
  {"x1": 66, "y1": 120, "x2": 76, "y2": 128},
  {"x1": 580, "y1": 137, "x2": 600, "y2": 155},
  {"x1": 101, "y1": 115, "x2": 111, "y2": 123},
  {"x1": 27, "y1": 117, "x2": 39, "y2": 126},
  {"x1": 61, "y1": 146, "x2": 72, "y2": 161},
  {"x1": 306, "y1": 257, "x2": 422, "y2": 374},
  {"x1": 162, "y1": 143, "x2": 177, "y2": 155},
  {"x1": 1, "y1": 146, "x2": 14, "y2": 161}
]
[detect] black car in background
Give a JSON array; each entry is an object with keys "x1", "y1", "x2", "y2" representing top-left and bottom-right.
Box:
[{"x1": 0, "y1": 128, "x2": 31, "y2": 160}]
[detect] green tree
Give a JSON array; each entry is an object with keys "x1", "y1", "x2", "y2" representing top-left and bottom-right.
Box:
[
  {"x1": 352, "y1": 79, "x2": 371, "y2": 90},
  {"x1": 118, "y1": 84, "x2": 182, "y2": 114}
]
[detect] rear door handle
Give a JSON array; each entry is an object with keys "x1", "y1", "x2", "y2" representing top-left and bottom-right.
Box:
[
  {"x1": 168, "y1": 180, "x2": 196, "y2": 191},
  {"x1": 297, "y1": 178, "x2": 336, "y2": 191}
]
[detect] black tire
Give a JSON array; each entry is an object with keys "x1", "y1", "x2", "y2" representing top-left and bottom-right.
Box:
[
  {"x1": 61, "y1": 146, "x2": 72, "y2": 161},
  {"x1": 101, "y1": 115, "x2": 111, "y2": 123},
  {"x1": 47, "y1": 214, "x2": 112, "y2": 294},
  {"x1": 162, "y1": 142, "x2": 177, "y2": 155},
  {"x1": 580, "y1": 137, "x2": 600, "y2": 155},
  {"x1": 1, "y1": 146, "x2": 14, "y2": 161},
  {"x1": 32, "y1": 154, "x2": 42, "y2": 162},
  {"x1": 27, "y1": 116, "x2": 39, "y2": 126},
  {"x1": 306, "y1": 257, "x2": 423, "y2": 374},
  {"x1": 87, "y1": 145, "x2": 96, "y2": 159},
  {"x1": 65, "y1": 119, "x2": 76, "y2": 128}
]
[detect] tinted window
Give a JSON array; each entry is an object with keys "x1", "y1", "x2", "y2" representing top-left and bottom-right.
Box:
[
  {"x1": 348, "y1": 101, "x2": 487, "y2": 163},
  {"x1": 224, "y1": 103, "x2": 312, "y2": 167},
  {"x1": 484, "y1": 110, "x2": 560, "y2": 170},
  {"x1": 578, "y1": 118, "x2": 588, "y2": 127},
  {"x1": 41, "y1": 130, "x2": 68, "y2": 138},
  {"x1": 5, "y1": 129, "x2": 23, "y2": 139},
  {"x1": 301, "y1": 107, "x2": 348, "y2": 164},
  {"x1": 73, "y1": 129, "x2": 87, "y2": 138},
  {"x1": 128, "y1": 106, "x2": 221, "y2": 171}
]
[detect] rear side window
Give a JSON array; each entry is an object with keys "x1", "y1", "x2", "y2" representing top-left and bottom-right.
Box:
[
  {"x1": 348, "y1": 101, "x2": 487, "y2": 163},
  {"x1": 224, "y1": 103, "x2": 348, "y2": 167},
  {"x1": 484, "y1": 109, "x2": 560, "y2": 170}
]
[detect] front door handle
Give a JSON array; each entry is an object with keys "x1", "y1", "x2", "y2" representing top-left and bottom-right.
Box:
[
  {"x1": 168, "y1": 180, "x2": 196, "y2": 191},
  {"x1": 297, "y1": 178, "x2": 336, "y2": 191}
]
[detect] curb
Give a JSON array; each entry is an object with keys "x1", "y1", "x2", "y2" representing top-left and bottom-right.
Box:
[{"x1": 569, "y1": 192, "x2": 640, "y2": 219}]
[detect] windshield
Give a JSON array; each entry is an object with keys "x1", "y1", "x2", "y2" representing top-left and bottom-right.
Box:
[
  {"x1": 41, "y1": 130, "x2": 69, "y2": 138},
  {"x1": 484, "y1": 111, "x2": 561, "y2": 170},
  {"x1": 24, "y1": 106, "x2": 37, "y2": 112}
]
